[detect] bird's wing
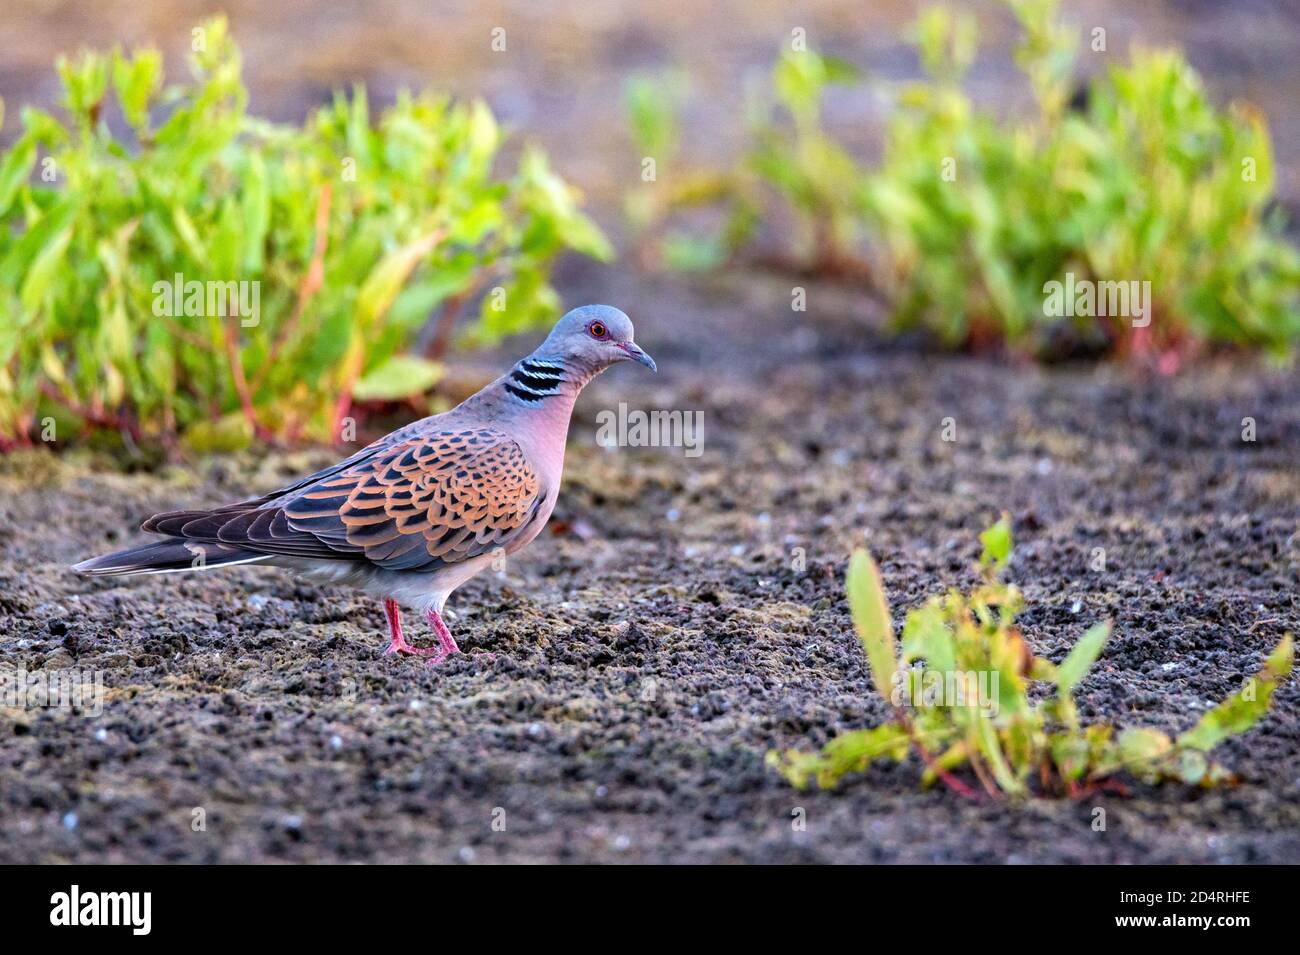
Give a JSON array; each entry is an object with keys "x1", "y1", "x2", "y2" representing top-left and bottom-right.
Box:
[{"x1": 143, "y1": 427, "x2": 546, "y2": 572}]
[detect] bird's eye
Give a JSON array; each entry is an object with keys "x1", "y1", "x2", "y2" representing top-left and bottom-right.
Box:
[{"x1": 589, "y1": 322, "x2": 607, "y2": 339}]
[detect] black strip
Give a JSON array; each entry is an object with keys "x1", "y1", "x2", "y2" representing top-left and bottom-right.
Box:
[
  {"x1": 521, "y1": 360, "x2": 564, "y2": 379},
  {"x1": 6, "y1": 866, "x2": 1283, "y2": 938},
  {"x1": 504, "y1": 382, "x2": 547, "y2": 403},
  {"x1": 510, "y1": 369, "x2": 563, "y2": 393}
]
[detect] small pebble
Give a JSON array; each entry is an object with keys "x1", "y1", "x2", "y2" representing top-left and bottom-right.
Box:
[{"x1": 62, "y1": 812, "x2": 78, "y2": 831}]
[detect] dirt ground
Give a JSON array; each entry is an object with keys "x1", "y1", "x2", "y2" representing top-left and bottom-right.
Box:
[{"x1": 1, "y1": 264, "x2": 1297, "y2": 863}]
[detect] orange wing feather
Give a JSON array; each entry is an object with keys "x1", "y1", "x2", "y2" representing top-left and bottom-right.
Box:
[{"x1": 283, "y1": 428, "x2": 545, "y2": 570}]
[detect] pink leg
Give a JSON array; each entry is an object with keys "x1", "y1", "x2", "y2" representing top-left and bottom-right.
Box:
[
  {"x1": 422, "y1": 608, "x2": 462, "y2": 666},
  {"x1": 382, "y1": 598, "x2": 441, "y2": 657}
]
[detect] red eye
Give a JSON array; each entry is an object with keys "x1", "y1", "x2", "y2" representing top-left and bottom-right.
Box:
[{"x1": 589, "y1": 322, "x2": 607, "y2": 339}]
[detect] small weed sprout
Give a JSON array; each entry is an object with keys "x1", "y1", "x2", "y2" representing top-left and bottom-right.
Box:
[{"x1": 768, "y1": 516, "x2": 1294, "y2": 798}]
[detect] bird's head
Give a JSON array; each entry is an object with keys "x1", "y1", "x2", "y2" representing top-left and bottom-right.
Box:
[{"x1": 538, "y1": 305, "x2": 656, "y2": 374}]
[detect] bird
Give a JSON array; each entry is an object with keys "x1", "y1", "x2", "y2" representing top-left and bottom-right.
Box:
[{"x1": 73, "y1": 304, "x2": 656, "y2": 664}]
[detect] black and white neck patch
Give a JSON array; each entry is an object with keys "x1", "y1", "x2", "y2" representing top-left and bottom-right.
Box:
[{"x1": 505, "y1": 359, "x2": 565, "y2": 403}]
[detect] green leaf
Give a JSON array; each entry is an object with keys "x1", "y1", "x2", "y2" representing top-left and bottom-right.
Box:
[
  {"x1": 766, "y1": 723, "x2": 910, "y2": 789},
  {"x1": 1174, "y1": 749, "x2": 1209, "y2": 785},
  {"x1": 356, "y1": 231, "x2": 443, "y2": 325},
  {"x1": 112, "y1": 49, "x2": 163, "y2": 130},
  {"x1": 1178, "y1": 634, "x2": 1293, "y2": 752},
  {"x1": 1055, "y1": 621, "x2": 1110, "y2": 693},
  {"x1": 171, "y1": 206, "x2": 208, "y2": 264},
  {"x1": 900, "y1": 600, "x2": 955, "y2": 676},
  {"x1": 625, "y1": 71, "x2": 687, "y2": 159},
  {"x1": 57, "y1": 52, "x2": 109, "y2": 121},
  {"x1": 183, "y1": 412, "x2": 254, "y2": 453},
  {"x1": 661, "y1": 232, "x2": 727, "y2": 272},
  {"x1": 846, "y1": 549, "x2": 897, "y2": 702},
  {"x1": 240, "y1": 152, "x2": 269, "y2": 273},
  {"x1": 352, "y1": 355, "x2": 443, "y2": 402},
  {"x1": 1049, "y1": 732, "x2": 1090, "y2": 782},
  {"x1": 20, "y1": 222, "x2": 74, "y2": 313},
  {"x1": 773, "y1": 49, "x2": 831, "y2": 126},
  {"x1": 0, "y1": 133, "x2": 36, "y2": 218},
  {"x1": 978, "y1": 514, "x2": 1013, "y2": 573},
  {"x1": 1116, "y1": 727, "x2": 1173, "y2": 771},
  {"x1": 974, "y1": 710, "x2": 1024, "y2": 794}
]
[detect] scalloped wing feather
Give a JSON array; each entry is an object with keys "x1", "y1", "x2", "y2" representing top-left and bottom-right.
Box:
[{"x1": 142, "y1": 428, "x2": 545, "y2": 574}]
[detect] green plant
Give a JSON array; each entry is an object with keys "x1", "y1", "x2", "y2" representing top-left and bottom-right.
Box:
[
  {"x1": 0, "y1": 17, "x2": 611, "y2": 450},
  {"x1": 623, "y1": 52, "x2": 865, "y2": 275},
  {"x1": 628, "y1": 1, "x2": 1300, "y2": 359},
  {"x1": 867, "y1": 1, "x2": 1300, "y2": 358},
  {"x1": 768, "y1": 517, "x2": 1294, "y2": 798},
  {"x1": 746, "y1": 48, "x2": 867, "y2": 274},
  {"x1": 622, "y1": 71, "x2": 746, "y2": 272}
]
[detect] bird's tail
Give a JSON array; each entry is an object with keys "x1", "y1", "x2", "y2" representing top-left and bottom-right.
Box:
[{"x1": 72, "y1": 540, "x2": 269, "y2": 577}]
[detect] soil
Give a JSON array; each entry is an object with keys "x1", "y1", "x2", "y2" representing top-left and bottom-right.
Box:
[{"x1": 1, "y1": 265, "x2": 1297, "y2": 864}]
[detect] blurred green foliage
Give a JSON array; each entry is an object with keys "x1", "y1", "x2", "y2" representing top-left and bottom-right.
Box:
[
  {"x1": 623, "y1": 70, "x2": 745, "y2": 271},
  {"x1": 630, "y1": 0, "x2": 1300, "y2": 358},
  {"x1": 870, "y1": 0, "x2": 1299, "y2": 356},
  {"x1": 749, "y1": 48, "x2": 865, "y2": 273},
  {"x1": 0, "y1": 17, "x2": 610, "y2": 449},
  {"x1": 624, "y1": 52, "x2": 863, "y2": 274},
  {"x1": 768, "y1": 519, "x2": 1295, "y2": 798}
]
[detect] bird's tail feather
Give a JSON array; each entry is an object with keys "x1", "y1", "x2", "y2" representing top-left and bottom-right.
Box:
[{"x1": 72, "y1": 541, "x2": 269, "y2": 577}]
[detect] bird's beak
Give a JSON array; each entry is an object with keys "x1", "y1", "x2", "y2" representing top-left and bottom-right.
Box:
[{"x1": 618, "y1": 342, "x2": 657, "y2": 372}]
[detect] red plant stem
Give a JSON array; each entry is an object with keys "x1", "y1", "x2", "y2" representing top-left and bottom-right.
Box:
[
  {"x1": 966, "y1": 748, "x2": 1002, "y2": 800},
  {"x1": 898, "y1": 710, "x2": 980, "y2": 801},
  {"x1": 426, "y1": 291, "x2": 468, "y2": 363},
  {"x1": 39, "y1": 382, "x2": 143, "y2": 445},
  {"x1": 252, "y1": 182, "x2": 332, "y2": 394},
  {"x1": 423, "y1": 260, "x2": 509, "y2": 363},
  {"x1": 223, "y1": 315, "x2": 269, "y2": 442},
  {"x1": 330, "y1": 391, "x2": 351, "y2": 447}
]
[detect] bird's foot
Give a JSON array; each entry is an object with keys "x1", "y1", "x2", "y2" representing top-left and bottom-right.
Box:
[
  {"x1": 382, "y1": 601, "x2": 486, "y2": 665},
  {"x1": 383, "y1": 637, "x2": 445, "y2": 658},
  {"x1": 423, "y1": 608, "x2": 463, "y2": 667},
  {"x1": 383, "y1": 598, "x2": 444, "y2": 658}
]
